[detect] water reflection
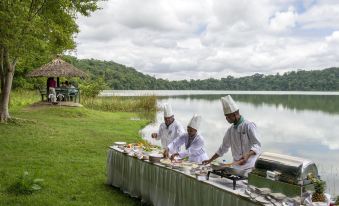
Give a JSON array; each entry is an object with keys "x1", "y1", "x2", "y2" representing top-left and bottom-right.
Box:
[
  {"x1": 140, "y1": 94, "x2": 339, "y2": 196},
  {"x1": 158, "y1": 94, "x2": 339, "y2": 115}
]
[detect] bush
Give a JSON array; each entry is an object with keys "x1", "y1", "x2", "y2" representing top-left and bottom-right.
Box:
[
  {"x1": 79, "y1": 78, "x2": 107, "y2": 98},
  {"x1": 7, "y1": 171, "x2": 44, "y2": 195}
]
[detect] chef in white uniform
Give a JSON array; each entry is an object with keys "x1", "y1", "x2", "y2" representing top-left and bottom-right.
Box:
[
  {"x1": 203, "y1": 95, "x2": 261, "y2": 169},
  {"x1": 151, "y1": 103, "x2": 185, "y2": 153},
  {"x1": 164, "y1": 114, "x2": 209, "y2": 164}
]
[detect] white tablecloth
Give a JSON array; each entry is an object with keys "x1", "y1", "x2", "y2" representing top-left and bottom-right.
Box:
[{"x1": 107, "y1": 147, "x2": 262, "y2": 206}]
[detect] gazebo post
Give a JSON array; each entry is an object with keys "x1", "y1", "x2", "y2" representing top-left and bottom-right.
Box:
[
  {"x1": 57, "y1": 77, "x2": 60, "y2": 87},
  {"x1": 46, "y1": 78, "x2": 49, "y2": 101}
]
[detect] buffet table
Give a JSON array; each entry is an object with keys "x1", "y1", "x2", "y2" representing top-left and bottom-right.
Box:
[{"x1": 106, "y1": 147, "x2": 264, "y2": 206}]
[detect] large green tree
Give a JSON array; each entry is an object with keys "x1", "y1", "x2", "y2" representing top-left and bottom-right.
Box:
[{"x1": 0, "y1": 0, "x2": 100, "y2": 122}]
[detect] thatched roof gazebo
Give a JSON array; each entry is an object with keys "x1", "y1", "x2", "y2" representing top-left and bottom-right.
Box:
[
  {"x1": 27, "y1": 57, "x2": 87, "y2": 103},
  {"x1": 27, "y1": 57, "x2": 87, "y2": 78}
]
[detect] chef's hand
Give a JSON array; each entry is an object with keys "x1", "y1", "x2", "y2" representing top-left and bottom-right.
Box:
[
  {"x1": 151, "y1": 133, "x2": 157, "y2": 138},
  {"x1": 170, "y1": 153, "x2": 179, "y2": 161},
  {"x1": 236, "y1": 158, "x2": 247, "y2": 165},
  {"x1": 243, "y1": 153, "x2": 251, "y2": 161},
  {"x1": 202, "y1": 154, "x2": 220, "y2": 165},
  {"x1": 238, "y1": 150, "x2": 255, "y2": 165},
  {"x1": 202, "y1": 159, "x2": 212, "y2": 165},
  {"x1": 163, "y1": 148, "x2": 169, "y2": 158}
]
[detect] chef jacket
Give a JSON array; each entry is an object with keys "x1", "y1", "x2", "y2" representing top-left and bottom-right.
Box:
[
  {"x1": 216, "y1": 117, "x2": 261, "y2": 169},
  {"x1": 156, "y1": 120, "x2": 185, "y2": 152},
  {"x1": 168, "y1": 133, "x2": 209, "y2": 164}
]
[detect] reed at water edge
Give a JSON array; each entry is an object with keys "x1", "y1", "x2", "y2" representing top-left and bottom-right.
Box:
[{"x1": 82, "y1": 95, "x2": 157, "y2": 113}]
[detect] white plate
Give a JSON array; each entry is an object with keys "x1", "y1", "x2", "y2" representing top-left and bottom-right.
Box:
[
  {"x1": 114, "y1": 141, "x2": 127, "y2": 146},
  {"x1": 149, "y1": 153, "x2": 163, "y2": 158}
]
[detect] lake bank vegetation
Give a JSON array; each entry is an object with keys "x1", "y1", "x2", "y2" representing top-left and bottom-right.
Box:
[{"x1": 58, "y1": 56, "x2": 338, "y2": 91}]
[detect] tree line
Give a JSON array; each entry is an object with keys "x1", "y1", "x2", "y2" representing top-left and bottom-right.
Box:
[{"x1": 63, "y1": 56, "x2": 339, "y2": 91}]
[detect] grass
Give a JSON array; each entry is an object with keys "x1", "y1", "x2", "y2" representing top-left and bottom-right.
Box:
[
  {"x1": 0, "y1": 91, "x2": 156, "y2": 206},
  {"x1": 9, "y1": 89, "x2": 41, "y2": 112},
  {"x1": 82, "y1": 96, "x2": 157, "y2": 113}
]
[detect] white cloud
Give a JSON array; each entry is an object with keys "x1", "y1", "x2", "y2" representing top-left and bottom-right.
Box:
[
  {"x1": 326, "y1": 31, "x2": 339, "y2": 43},
  {"x1": 269, "y1": 6, "x2": 297, "y2": 32},
  {"x1": 74, "y1": 0, "x2": 339, "y2": 80},
  {"x1": 299, "y1": 3, "x2": 339, "y2": 29}
]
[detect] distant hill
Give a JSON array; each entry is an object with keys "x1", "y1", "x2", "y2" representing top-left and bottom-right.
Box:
[
  {"x1": 64, "y1": 56, "x2": 156, "y2": 89},
  {"x1": 64, "y1": 56, "x2": 339, "y2": 91}
]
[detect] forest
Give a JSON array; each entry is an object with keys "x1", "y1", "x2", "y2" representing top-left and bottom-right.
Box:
[{"x1": 59, "y1": 56, "x2": 339, "y2": 91}]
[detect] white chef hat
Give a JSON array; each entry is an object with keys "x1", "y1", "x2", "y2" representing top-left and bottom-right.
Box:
[
  {"x1": 163, "y1": 103, "x2": 173, "y2": 117},
  {"x1": 221, "y1": 95, "x2": 239, "y2": 114},
  {"x1": 187, "y1": 114, "x2": 202, "y2": 130}
]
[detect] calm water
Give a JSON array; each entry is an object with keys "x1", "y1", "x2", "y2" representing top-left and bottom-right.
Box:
[{"x1": 106, "y1": 90, "x2": 339, "y2": 196}]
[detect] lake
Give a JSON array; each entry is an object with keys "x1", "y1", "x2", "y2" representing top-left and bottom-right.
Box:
[{"x1": 104, "y1": 90, "x2": 339, "y2": 196}]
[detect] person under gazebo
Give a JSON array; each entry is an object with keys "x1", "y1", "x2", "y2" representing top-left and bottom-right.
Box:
[
  {"x1": 60, "y1": 82, "x2": 66, "y2": 88},
  {"x1": 47, "y1": 77, "x2": 57, "y2": 104}
]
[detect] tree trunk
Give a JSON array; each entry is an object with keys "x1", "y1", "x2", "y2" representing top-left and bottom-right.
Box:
[
  {"x1": 0, "y1": 47, "x2": 4, "y2": 117},
  {"x1": 0, "y1": 48, "x2": 15, "y2": 123},
  {"x1": 0, "y1": 47, "x2": 4, "y2": 92}
]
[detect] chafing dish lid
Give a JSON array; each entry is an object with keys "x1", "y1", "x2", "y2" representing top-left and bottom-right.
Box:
[{"x1": 254, "y1": 152, "x2": 317, "y2": 179}]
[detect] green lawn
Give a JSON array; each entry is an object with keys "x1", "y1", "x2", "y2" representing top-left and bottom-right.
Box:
[{"x1": 0, "y1": 105, "x2": 150, "y2": 206}]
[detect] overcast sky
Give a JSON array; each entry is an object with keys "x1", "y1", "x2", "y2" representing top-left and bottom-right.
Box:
[{"x1": 73, "y1": 0, "x2": 339, "y2": 80}]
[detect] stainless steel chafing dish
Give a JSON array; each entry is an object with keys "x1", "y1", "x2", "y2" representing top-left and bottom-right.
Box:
[{"x1": 248, "y1": 152, "x2": 318, "y2": 198}]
